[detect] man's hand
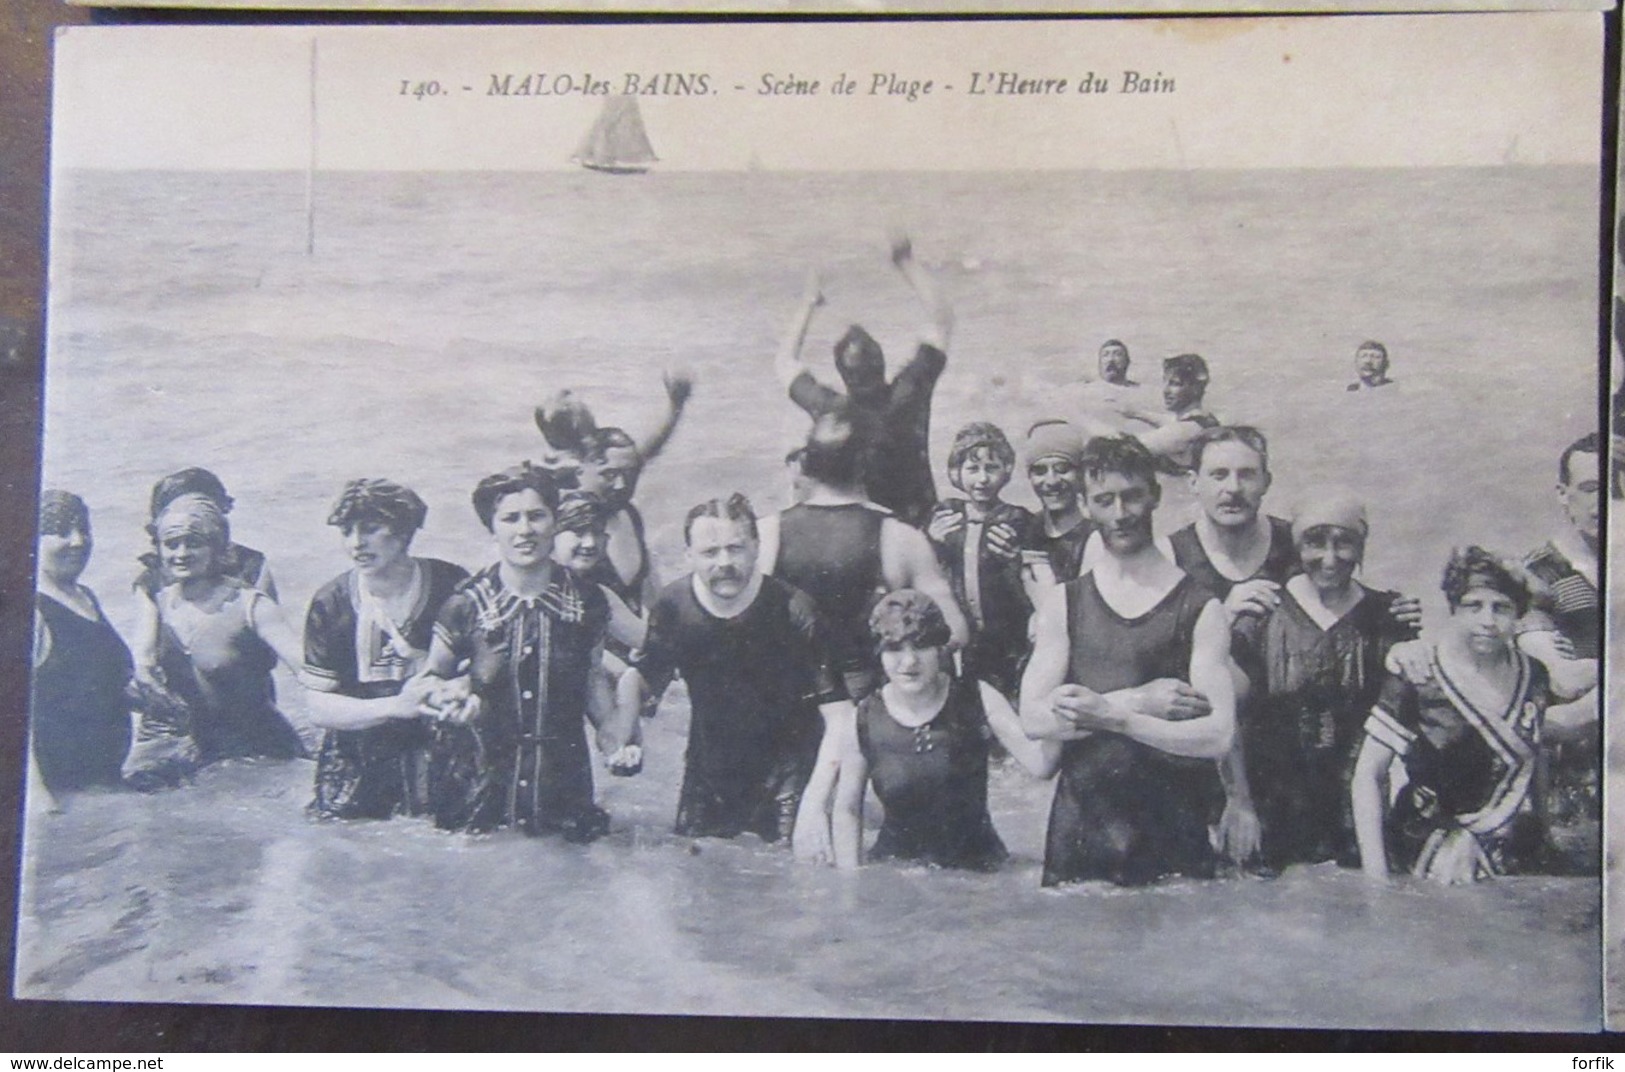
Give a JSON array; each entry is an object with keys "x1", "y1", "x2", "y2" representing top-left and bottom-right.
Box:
[
  {"x1": 1385, "y1": 638, "x2": 1432, "y2": 686},
  {"x1": 422, "y1": 676, "x2": 481, "y2": 724},
  {"x1": 1050, "y1": 685, "x2": 1123, "y2": 733},
  {"x1": 663, "y1": 369, "x2": 694, "y2": 410},
  {"x1": 1213, "y1": 799, "x2": 1262, "y2": 866},
  {"x1": 1122, "y1": 678, "x2": 1212, "y2": 722},
  {"x1": 985, "y1": 522, "x2": 1022, "y2": 561},
  {"x1": 1388, "y1": 592, "x2": 1423, "y2": 635},
  {"x1": 926, "y1": 507, "x2": 965, "y2": 545},
  {"x1": 1223, "y1": 579, "x2": 1281, "y2": 623}
]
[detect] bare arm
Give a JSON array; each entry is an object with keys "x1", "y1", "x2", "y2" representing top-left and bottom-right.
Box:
[
  {"x1": 890, "y1": 232, "x2": 952, "y2": 350},
  {"x1": 1137, "y1": 420, "x2": 1206, "y2": 463},
  {"x1": 829, "y1": 716, "x2": 866, "y2": 870},
  {"x1": 1517, "y1": 631, "x2": 1598, "y2": 701},
  {"x1": 1351, "y1": 735, "x2": 1395, "y2": 881},
  {"x1": 1018, "y1": 588, "x2": 1083, "y2": 741},
  {"x1": 775, "y1": 271, "x2": 825, "y2": 392},
  {"x1": 1117, "y1": 600, "x2": 1235, "y2": 758},
  {"x1": 247, "y1": 592, "x2": 311, "y2": 677},
  {"x1": 255, "y1": 563, "x2": 280, "y2": 603},
  {"x1": 304, "y1": 680, "x2": 429, "y2": 731},
  {"x1": 881, "y1": 520, "x2": 969, "y2": 650},
  {"x1": 132, "y1": 589, "x2": 160, "y2": 678},
  {"x1": 979, "y1": 681, "x2": 1059, "y2": 779},
  {"x1": 635, "y1": 370, "x2": 692, "y2": 465},
  {"x1": 793, "y1": 699, "x2": 857, "y2": 865}
]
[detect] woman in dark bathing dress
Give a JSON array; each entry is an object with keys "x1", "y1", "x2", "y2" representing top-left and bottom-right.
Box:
[
  {"x1": 836, "y1": 590, "x2": 1057, "y2": 870},
  {"x1": 30, "y1": 490, "x2": 133, "y2": 799}
]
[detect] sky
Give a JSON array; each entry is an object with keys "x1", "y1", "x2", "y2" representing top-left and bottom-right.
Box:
[{"x1": 51, "y1": 15, "x2": 1603, "y2": 172}]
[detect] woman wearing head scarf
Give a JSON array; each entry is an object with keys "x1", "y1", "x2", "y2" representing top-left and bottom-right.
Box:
[
  {"x1": 1241, "y1": 492, "x2": 1418, "y2": 872},
  {"x1": 137, "y1": 493, "x2": 307, "y2": 774},
  {"x1": 1352, "y1": 547, "x2": 1586, "y2": 884},
  {"x1": 831, "y1": 590, "x2": 1057, "y2": 870},
  {"x1": 303, "y1": 479, "x2": 469, "y2": 820},
  {"x1": 130, "y1": 468, "x2": 279, "y2": 703},
  {"x1": 29, "y1": 490, "x2": 133, "y2": 799}
]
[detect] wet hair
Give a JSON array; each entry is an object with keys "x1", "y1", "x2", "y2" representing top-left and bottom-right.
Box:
[
  {"x1": 326, "y1": 478, "x2": 428, "y2": 539},
  {"x1": 869, "y1": 589, "x2": 953, "y2": 651},
  {"x1": 1099, "y1": 339, "x2": 1129, "y2": 355},
  {"x1": 683, "y1": 493, "x2": 758, "y2": 545},
  {"x1": 555, "y1": 490, "x2": 608, "y2": 534},
  {"x1": 39, "y1": 489, "x2": 90, "y2": 538},
  {"x1": 582, "y1": 426, "x2": 639, "y2": 467},
  {"x1": 471, "y1": 462, "x2": 561, "y2": 531},
  {"x1": 1078, "y1": 434, "x2": 1161, "y2": 494},
  {"x1": 150, "y1": 467, "x2": 232, "y2": 520},
  {"x1": 1190, "y1": 425, "x2": 1271, "y2": 475},
  {"x1": 834, "y1": 325, "x2": 886, "y2": 392},
  {"x1": 798, "y1": 412, "x2": 864, "y2": 489},
  {"x1": 1441, "y1": 545, "x2": 1532, "y2": 618},
  {"x1": 947, "y1": 422, "x2": 1016, "y2": 475},
  {"x1": 1357, "y1": 340, "x2": 1389, "y2": 360},
  {"x1": 1162, "y1": 353, "x2": 1209, "y2": 386},
  {"x1": 1558, "y1": 431, "x2": 1600, "y2": 486}
]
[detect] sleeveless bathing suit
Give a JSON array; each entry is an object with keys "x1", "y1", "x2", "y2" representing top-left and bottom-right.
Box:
[{"x1": 1042, "y1": 571, "x2": 1221, "y2": 887}]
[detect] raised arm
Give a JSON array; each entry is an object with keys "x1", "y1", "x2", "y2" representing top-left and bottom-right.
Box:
[
  {"x1": 880, "y1": 520, "x2": 970, "y2": 650},
  {"x1": 635, "y1": 370, "x2": 693, "y2": 465},
  {"x1": 890, "y1": 232, "x2": 952, "y2": 351},
  {"x1": 776, "y1": 270, "x2": 826, "y2": 393}
]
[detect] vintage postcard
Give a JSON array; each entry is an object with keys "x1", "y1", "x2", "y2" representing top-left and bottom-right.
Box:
[{"x1": 22, "y1": 17, "x2": 1604, "y2": 1029}]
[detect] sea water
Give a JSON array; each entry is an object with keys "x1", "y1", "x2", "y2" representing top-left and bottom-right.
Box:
[{"x1": 19, "y1": 166, "x2": 1601, "y2": 1027}]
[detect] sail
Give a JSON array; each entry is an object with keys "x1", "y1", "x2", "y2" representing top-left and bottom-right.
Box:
[{"x1": 573, "y1": 96, "x2": 658, "y2": 172}]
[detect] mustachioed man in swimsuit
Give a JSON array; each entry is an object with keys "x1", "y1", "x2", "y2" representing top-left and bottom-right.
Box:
[{"x1": 618, "y1": 494, "x2": 852, "y2": 852}]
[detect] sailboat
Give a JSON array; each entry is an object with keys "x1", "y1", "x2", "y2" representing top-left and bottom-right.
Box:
[{"x1": 572, "y1": 96, "x2": 658, "y2": 175}]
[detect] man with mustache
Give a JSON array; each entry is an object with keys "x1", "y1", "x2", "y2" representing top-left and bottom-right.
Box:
[
  {"x1": 617, "y1": 494, "x2": 853, "y2": 852},
  {"x1": 1171, "y1": 426, "x2": 1420, "y2": 866},
  {"x1": 1019, "y1": 434, "x2": 1235, "y2": 887},
  {"x1": 775, "y1": 232, "x2": 952, "y2": 529},
  {"x1": 1096, "y1": 339, "x2": 1137, "y2": 387}
]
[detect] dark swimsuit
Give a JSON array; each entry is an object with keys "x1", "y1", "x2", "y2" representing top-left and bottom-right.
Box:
[
  {"x1": 1042, "y1": 572, "x2": 1221, "y2": 887},
  {"x1": 858, "y1": 678, "x2": 1008, "y2": 871},
  {"x1": 32, "y1": 592, "x2": 133, "y2": 793},
  {"x1": 774, "y1": 502, "x2": 889, "y2": 700}
]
